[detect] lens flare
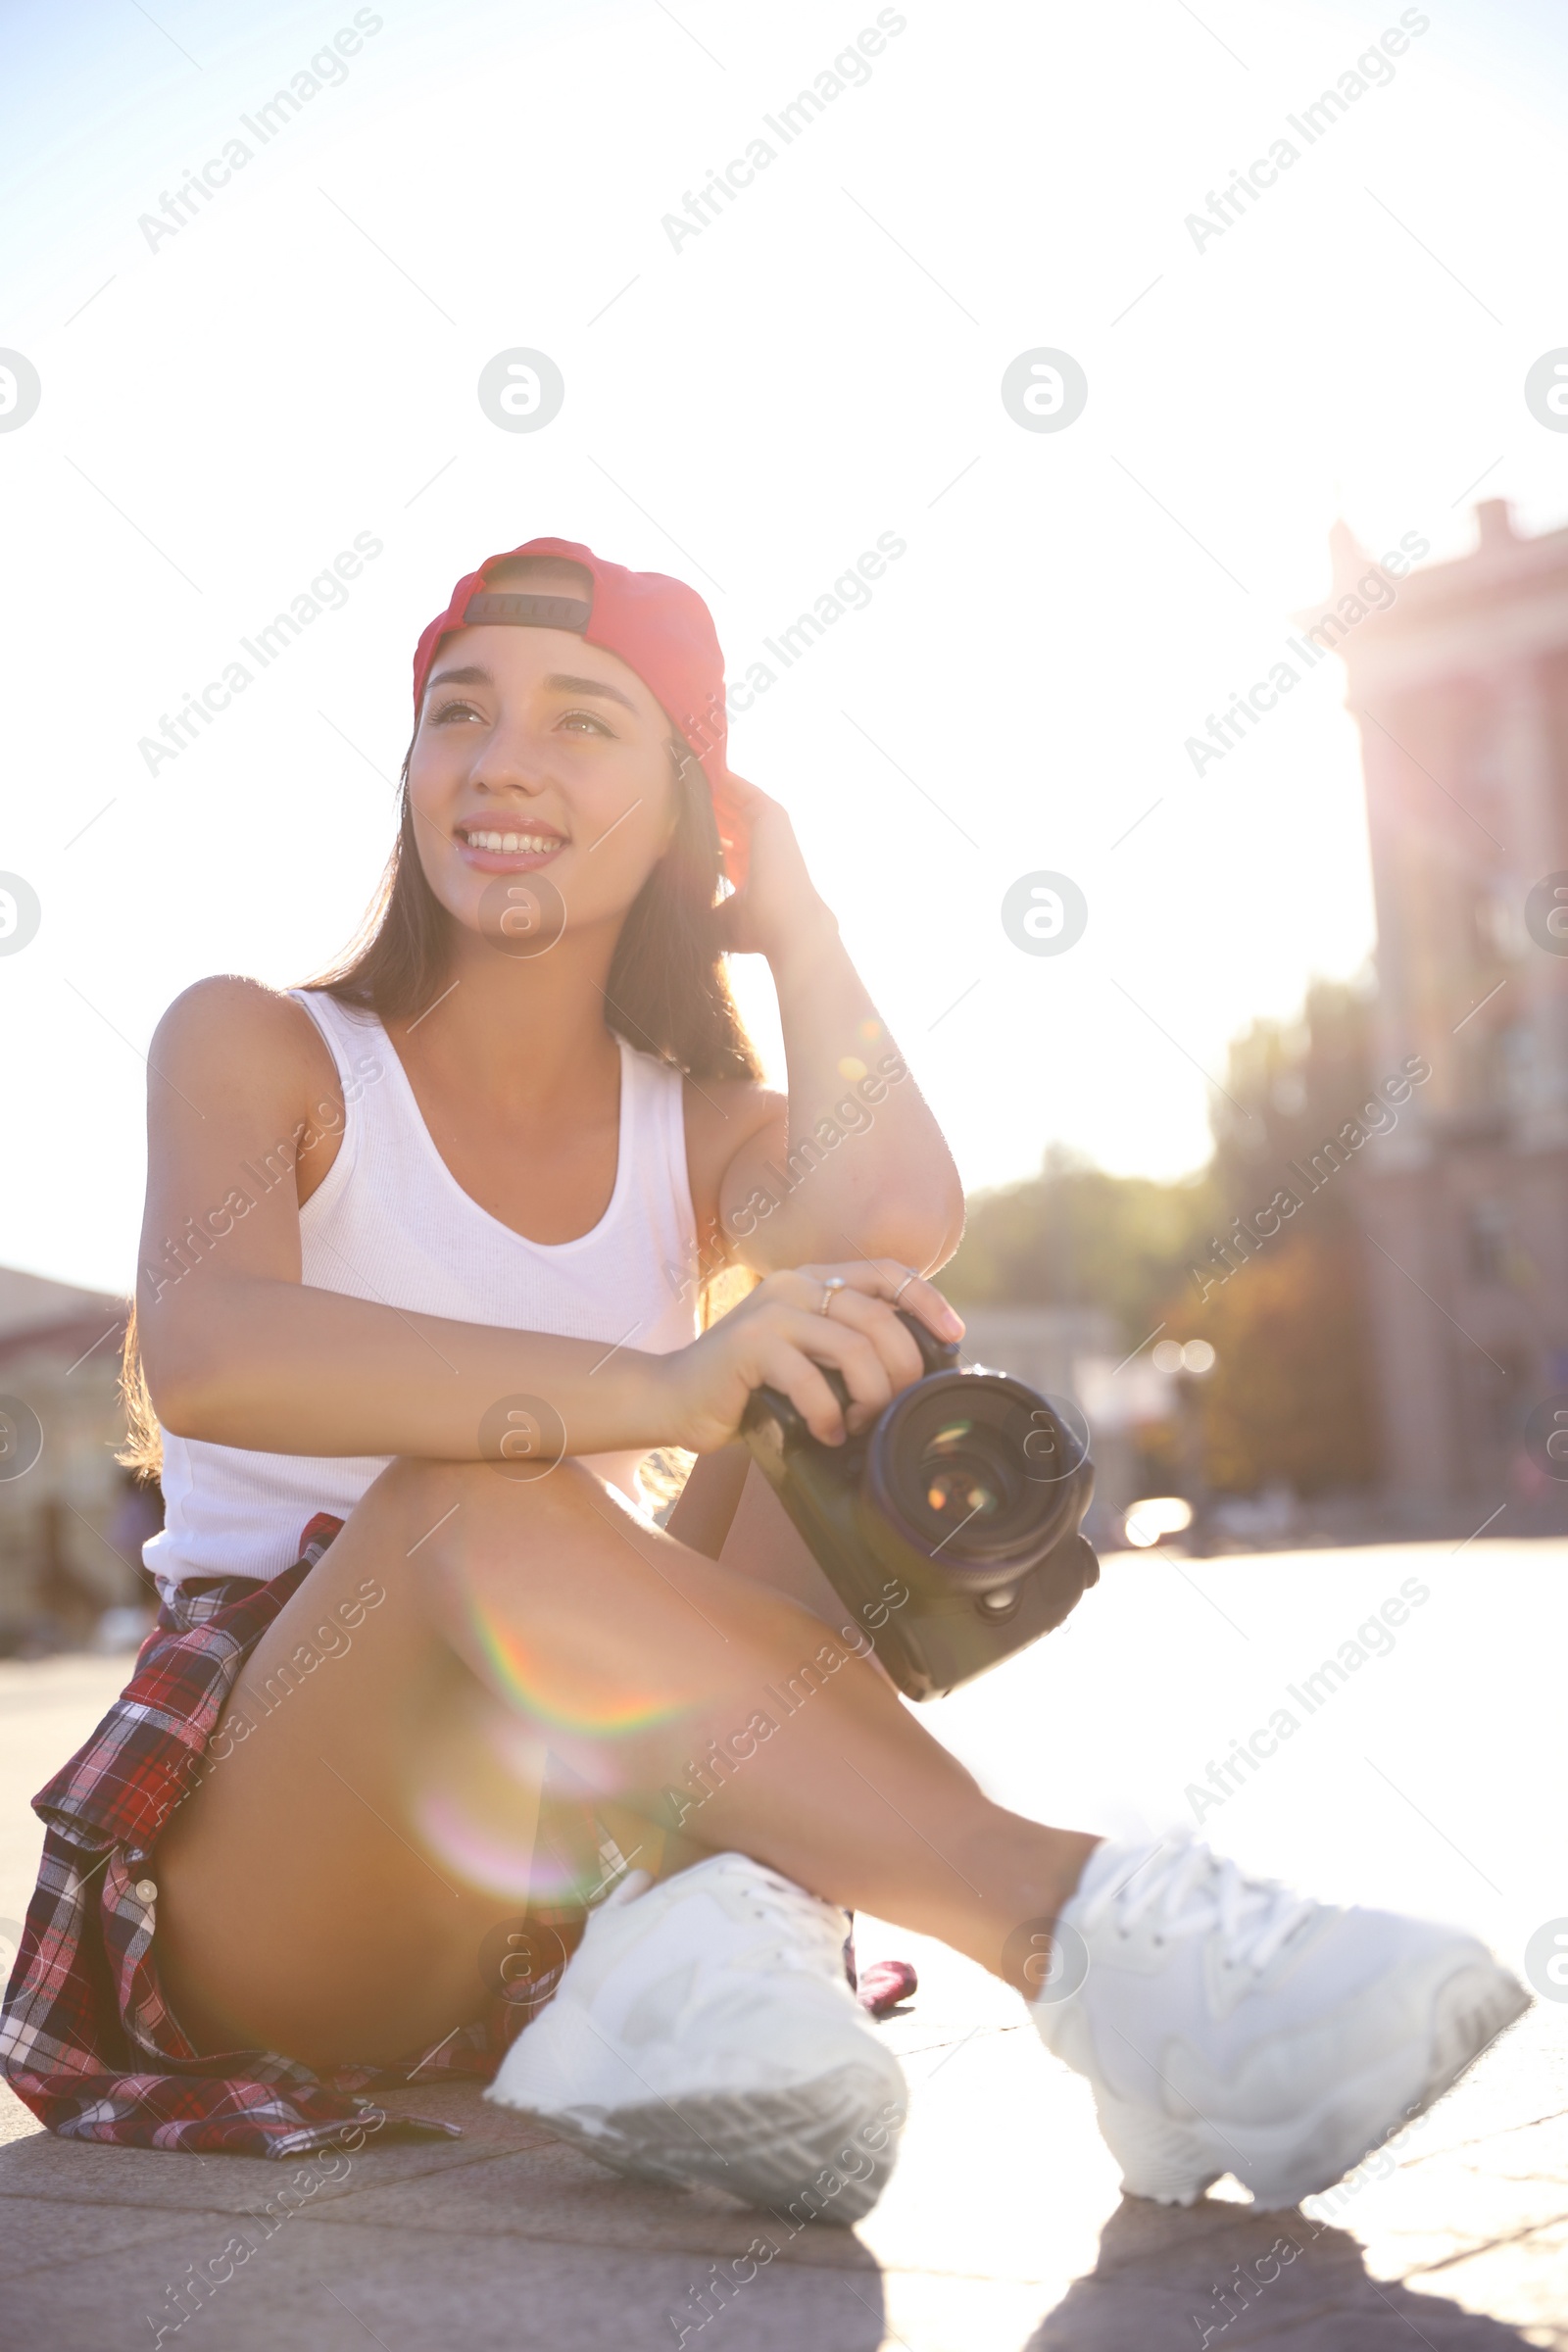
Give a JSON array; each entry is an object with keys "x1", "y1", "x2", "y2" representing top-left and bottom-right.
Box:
[
  {"x1": 406, "y1": 1708, "x2": 622, "y2": 1906},
  {"x1": 464, "y1": 1590, "x2": 693, "y2": 1737},
  {"x1": 411, "y1": 1787, "x2": 606, "y2": 1903}
]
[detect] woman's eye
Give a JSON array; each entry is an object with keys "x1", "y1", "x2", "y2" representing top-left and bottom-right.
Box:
[{"x1": 428, "y1": 703, "x2": 611, "y2": 733}]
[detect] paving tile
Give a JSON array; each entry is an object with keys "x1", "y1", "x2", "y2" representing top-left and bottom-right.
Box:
[
  {"x1": 3, "y1": 2212, "x2": 893, "y2": 2352},
  {"x1": 0, "y1": 2082, "x2": 44, "y2": 2149},
  {"x1": 1410, "y1": 2222, "x2": 1568, "y2": 2351},
  {"x1": 1295, "y1": 2005, "x2": 1568, "y2": 2346},
  {"x1": 0, "y1": 2194, "x2": 209, "y2": 2284},
  {"x1": 878, "y1": 2273, "x2": 1084, "y2": 2352},
  {"x1": 0, "y1": 2124, "x2": 506, "y2": 2220},
  {"x1": 0, "y1": 2085, "x2": 557, "y2": 2219},
  {"x1": 863, "y1": 2022, "x2": 1122, "y2": 2290},
  {"x1": 8, "y1": 2196, "x2": 1551, "y2": 2352},
  {"x1": 295, "y1": 2134, "x2": 881, "y2": 2265}
]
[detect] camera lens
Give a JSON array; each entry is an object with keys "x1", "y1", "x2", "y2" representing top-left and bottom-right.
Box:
[
  {"x1": 918, "y1": 1420, "x2": 1020, "y2": 1536},
  {"x1": 864, "y1": 1372, "x2": 1083, "y2": 1584}
]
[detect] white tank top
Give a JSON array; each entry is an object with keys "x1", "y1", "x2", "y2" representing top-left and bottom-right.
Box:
[{"x1": 144, "y1": 990, "x2": 702, "y2": 1589}]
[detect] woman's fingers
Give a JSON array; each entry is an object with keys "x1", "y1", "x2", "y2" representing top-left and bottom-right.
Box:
[
  {"x1": 685, "y1": 1262, "x2": 963, "y2": 1451},
  {"x1": 785, "y1": 1260, "x2": 964, "y2": 1345},
  {"x1": 805, "y1": 1283, "x2": 926, "y2": 1396},
  {"x1": 753, "y1": 1266, "x2": 959, "y2": 1421},
  {"x1": 719, "y1": 768, "x2": 772, "y2": 817},
  {"x1": 751, "y1": 1310, "x2": 903, "y2": 1444},
  {"x1": 760, "y1": 1356, "x2": 850, "y2": 1447},
  {"x1": 752, "y1": 1343, "x2": 853, "y2": 1447},
  {"x1": 883, "y1": 1263, "x2": 964, "y2": 1344}
]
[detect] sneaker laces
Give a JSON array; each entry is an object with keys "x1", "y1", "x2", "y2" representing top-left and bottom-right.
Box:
[
  {"x1": 1079, "y1": 1835, "x2": 1317, "y2": 1976},
  {"x1": 627, "y1": 1854, "x2": 851, "y2": 1972},
  {"x1": 738, "y1": 1875, "x2": 913, "y2": 2006},
  {"x1": 727, "y1": 1863, "x2": 851, "y2": 1969}
]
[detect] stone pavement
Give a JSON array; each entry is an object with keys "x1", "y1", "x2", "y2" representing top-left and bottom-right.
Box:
[{"x1": 1, "y1": 1539, "x2": 1564, "y2": 2350}]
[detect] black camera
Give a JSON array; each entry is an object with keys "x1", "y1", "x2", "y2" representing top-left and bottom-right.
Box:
[{"x1": 741, "y1": 1310, "x2": 1099, "y2": 1700}]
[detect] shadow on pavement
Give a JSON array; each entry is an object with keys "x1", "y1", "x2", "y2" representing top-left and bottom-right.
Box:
[{"x1": 1029, "y1": 2194, "x2": 1534, "y2": 2350}]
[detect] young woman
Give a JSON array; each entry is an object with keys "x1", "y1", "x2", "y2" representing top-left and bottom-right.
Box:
[{"x1": 0, "y1": 539, "x2": 1525, "y2": 2224}]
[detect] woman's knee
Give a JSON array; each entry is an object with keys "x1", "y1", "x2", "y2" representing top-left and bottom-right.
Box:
[
  {"x1": 343, "y1": 1456, "x2": 617, "y2": 1642},
  {"x1": 365, "y1": 1450, "x2": 600, "y2": 1533}
]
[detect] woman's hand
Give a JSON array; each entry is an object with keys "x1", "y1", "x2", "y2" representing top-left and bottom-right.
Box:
[
  {"x1": 659, "y1": 1261, "x2": 965, "y2": 1455},
  {"x1": 710, "y1": 771, "x2": 835, "y2": 968}
]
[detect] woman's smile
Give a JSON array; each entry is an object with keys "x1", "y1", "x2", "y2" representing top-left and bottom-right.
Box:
[{"x1": 452, "y1": 815, "x2": 569, "y2": 874}]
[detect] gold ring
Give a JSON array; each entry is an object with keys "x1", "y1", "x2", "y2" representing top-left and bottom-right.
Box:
[{"x1": 819, "y1": 1277, "x2": 847, "y2": 1315}]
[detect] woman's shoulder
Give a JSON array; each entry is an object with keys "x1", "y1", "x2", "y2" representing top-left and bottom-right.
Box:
[
  {"x1": 150, "y1": 975, "x2": 341, "y2": 1102},
  {"x1": 680, "y1": 1069, "x2": 783, "y2": 1131}
]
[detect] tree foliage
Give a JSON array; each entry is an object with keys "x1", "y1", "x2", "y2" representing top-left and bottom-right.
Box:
[
  {"x1": 1160, "y1": 1231, "x2": 1380, "y2": 1495},
  {"x1": 1208, "y1": 976, "x2": 1377, "y2": 1242},
  {"x1": 944, "y1": 974, "x2": 1384, "y2": 1495},
  {"x1": 941, "y1": 1147, "x2": 1218, "y2": 1341}
]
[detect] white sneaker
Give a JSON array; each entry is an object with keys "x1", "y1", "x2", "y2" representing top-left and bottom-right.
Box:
[
  {"x1": 486, "y1": 1852, "x2": 907, "y2": 2223},
  {"x1": 1031, "y1": 1833, "x2": 1530, "y2": 2210}
]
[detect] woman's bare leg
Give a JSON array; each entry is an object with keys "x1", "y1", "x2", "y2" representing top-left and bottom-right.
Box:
[
  {"x1": 153, "y1": 1456, "x2": 1098, "y2": 2071},
  {"x1": 667, "y1": 1445, "x2": 898, "y2": 1679}
]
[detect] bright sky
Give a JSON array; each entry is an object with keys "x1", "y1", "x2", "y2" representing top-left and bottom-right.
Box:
[{"x1": 3, "y1": 0, "x2": 1567, "y2": 1296}]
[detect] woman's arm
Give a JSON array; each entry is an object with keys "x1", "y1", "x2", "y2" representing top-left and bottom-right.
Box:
[
  {"x1": 135, "y1": 978, "x2": 662, "y2": 1458},
  {"x1": 708, "y1": 781, "x2": 965, "y2": 1277},
  {"x1": 137, "y1": 979, "x2": 956, "y2": 1462}
]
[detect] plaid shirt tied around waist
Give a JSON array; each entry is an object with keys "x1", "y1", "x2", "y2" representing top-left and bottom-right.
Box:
[{"x1": 0, "y1": 1514, "x2": 586, "y2": 2158}]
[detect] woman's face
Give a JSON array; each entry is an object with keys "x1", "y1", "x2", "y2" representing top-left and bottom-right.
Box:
[{"x1": 407, "y1": 612, "x2": 685, "y2": 952}]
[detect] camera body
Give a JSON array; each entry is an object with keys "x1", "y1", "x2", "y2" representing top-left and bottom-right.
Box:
[{"x1": 741, "y1": 1310, "x2": 1099, "y2": 1700}]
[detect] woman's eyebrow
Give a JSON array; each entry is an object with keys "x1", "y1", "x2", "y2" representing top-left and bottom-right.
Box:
[
  {"x1": 543, "y1": 671, "x2": 639, "y2": 712},
  {"x1": 423, "y1": 662, "x2": 639, "y2": 715}
]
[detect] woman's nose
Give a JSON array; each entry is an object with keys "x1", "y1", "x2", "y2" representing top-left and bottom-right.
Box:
[{"x1": 470, "y1": 724, "x2": 553, "y2": 796}]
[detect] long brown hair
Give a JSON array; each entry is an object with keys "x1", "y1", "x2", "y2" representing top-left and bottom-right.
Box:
[{"x1": 121, "y1": 605, "x2": 760, "y2": 1480}]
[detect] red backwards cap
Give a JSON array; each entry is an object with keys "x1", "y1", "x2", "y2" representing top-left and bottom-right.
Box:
[{"x1": 411, "y1": 536, "x2": 748, "y2": 887}]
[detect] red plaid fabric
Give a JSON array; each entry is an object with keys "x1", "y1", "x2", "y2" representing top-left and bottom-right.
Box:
[{"x1": 0, "y1": 1515, "x2": 587, "y2": 2158}]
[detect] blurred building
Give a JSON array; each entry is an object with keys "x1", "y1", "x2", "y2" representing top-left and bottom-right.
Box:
[
  {"x1": 1325, "y1": 502, "x2": 1568, "y2": 1517},
  {"x1": 0, "y1": 1267, "x2": 151, "y2": 1649}
]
